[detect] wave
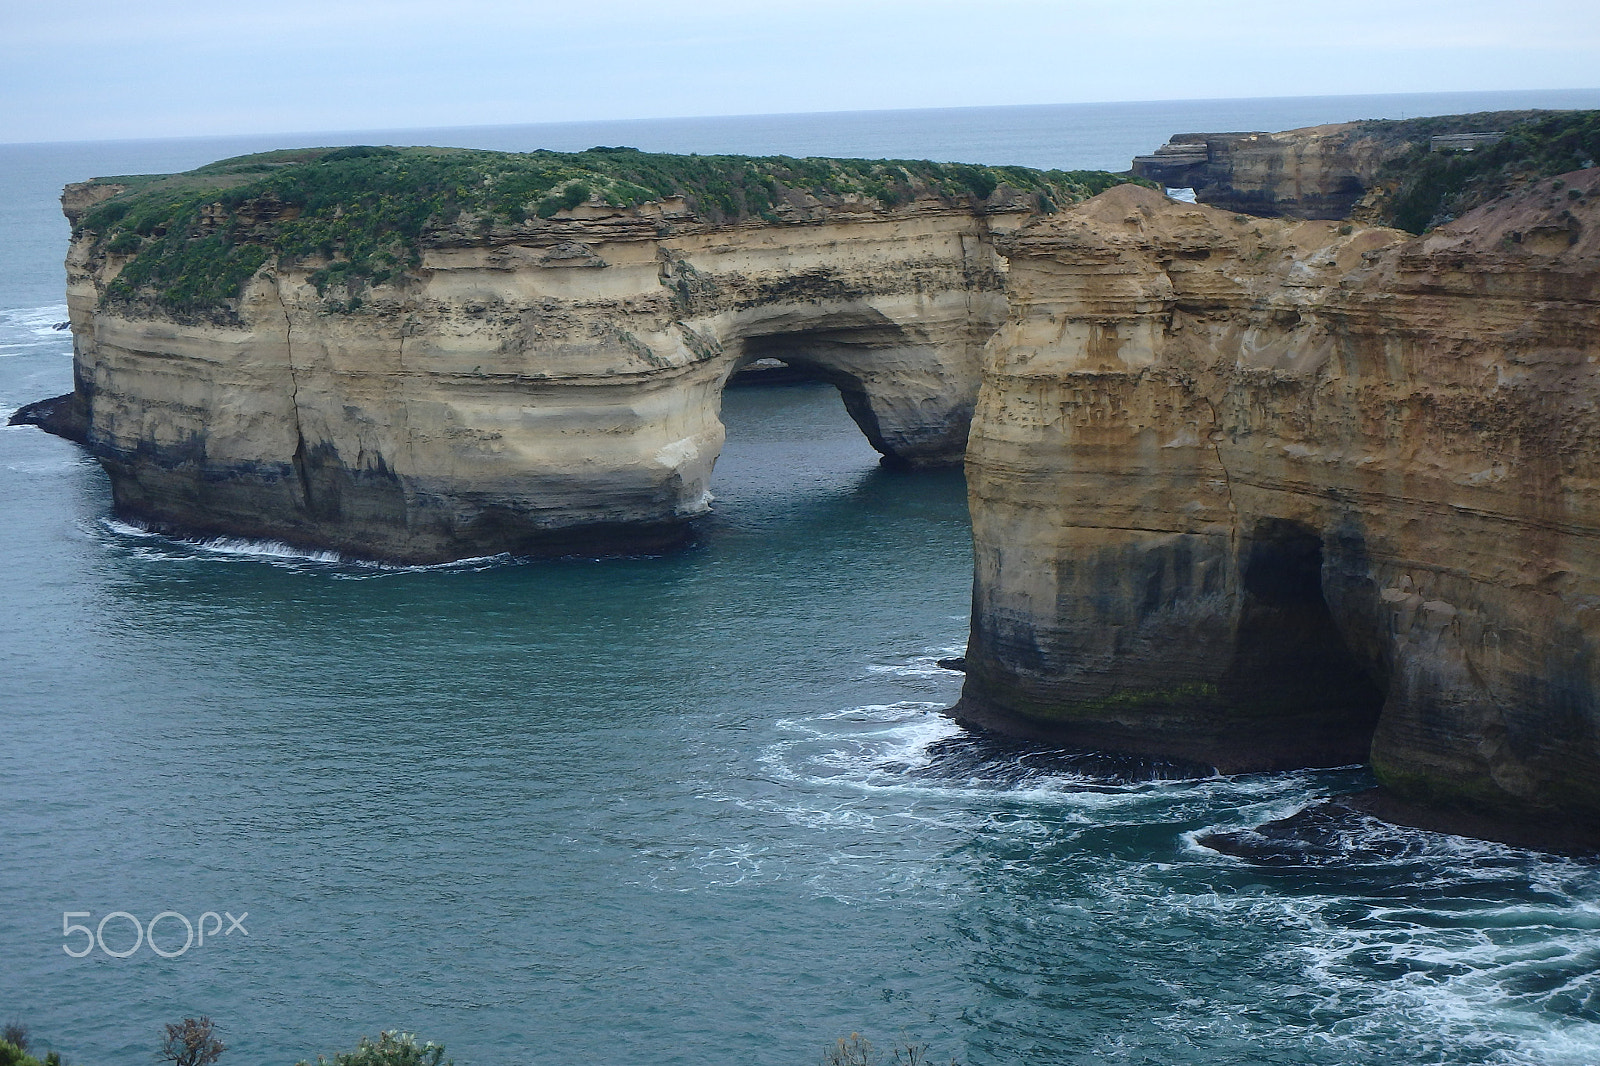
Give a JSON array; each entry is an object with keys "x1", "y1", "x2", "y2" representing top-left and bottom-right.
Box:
[
  {"x1": 1285, "y1": 875, "x2": 1600, "y2": 1065},
  {"x1": 94, "y1": 517, "x2": 516, "y2": 576},
  {"x1": 744, "y1": 694, "x2": 1600, "y2": 1064},
  {"x1": 758, "y1": 701, "x2": 1329, "y2": 819},
  {"x1": 863, "y1": 641, "x2": 967, "y2": 679},
  {"x1": 0, "y1": 304, "x2": 72, "y2": 357},
  {"x1": 0, "y1": 303, "x2": 69, "y2": 333}
]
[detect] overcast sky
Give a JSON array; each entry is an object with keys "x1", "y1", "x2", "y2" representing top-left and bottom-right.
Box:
[{"x1": 3, "y1": 0, "x2": 1598, "y2": 144}]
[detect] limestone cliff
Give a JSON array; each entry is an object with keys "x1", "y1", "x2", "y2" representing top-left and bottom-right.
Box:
[
  {"x1": 957, "y1": 174, "x2": 1600, "y2": 846},
  {"x1": 1130, "y1": 110, "x2": 1585, "y2": 223},
  {"x1": 22, "y1": 147, "x2": 1125, "y2": 562},
  {"x1": 1131, "y1": 124, "x2": 1398, "y2": 219}
]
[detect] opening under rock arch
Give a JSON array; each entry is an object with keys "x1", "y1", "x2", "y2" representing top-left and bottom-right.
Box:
[{"x1": 721, "y1": 307, "x2": 977, "y2": 470}]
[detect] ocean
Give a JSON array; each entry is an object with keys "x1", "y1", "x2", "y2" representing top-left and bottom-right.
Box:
[{"x1": 3, "y1": 90, "x2": 1600, "y2": 1066}]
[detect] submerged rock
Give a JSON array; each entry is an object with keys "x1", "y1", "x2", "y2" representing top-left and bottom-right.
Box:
[
  {"x1": 1200, "y1": 791, "x2": 1600, "y2": 859},
  {"x1": 1196, "y1": 801, "x2": 1421, "y2": 867}
]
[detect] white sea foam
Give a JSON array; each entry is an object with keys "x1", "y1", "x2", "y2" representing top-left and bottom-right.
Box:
[
  {"x1": 863, "y1": 642, "x2": 967, "y2": 679},
  {"x1": 95, "y1": 517, "x2": 514, "y2": 575},
  {"x1": 1284, "y1": 884, "x2": 1600, "y2": 1065},
  {"x1": 2, "y1": 304, "x2": 70, "y2": 333},
  {"x1": 722, "y1": 662, "x2": 1600, "y2": 1063},
  {"x1": 1084, "y1": 832, "x2": 1600, "y2": 1065},
  {"x1": 760, "y1": 699, "x2": 1320, "y2": 820},
  {"x1": 0, "y1": 304, "x2": 72, "y2": 357}
]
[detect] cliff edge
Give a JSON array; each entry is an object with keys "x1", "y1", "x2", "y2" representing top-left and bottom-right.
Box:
[
  {"x1": 1133, "y1": 109, "x2": 1600, "y2": 230},
  {"x1": 958, "y1": 173, "x2": 1600, "y2": 848},
  {"x1": 26, "y1": 146, "x2": 1128, "y2": 562}
]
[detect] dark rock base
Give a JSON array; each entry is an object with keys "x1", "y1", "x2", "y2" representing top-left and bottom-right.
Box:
[
  {"x1": 948, "y1": 691, "x2": 1375, "y2": 776},
  {"x1": 8, "y1": 392, "x2": 88, "y2": 444},
  {"x1": 1202, "y1": 791, "x2": 1600, "y2": 859}
]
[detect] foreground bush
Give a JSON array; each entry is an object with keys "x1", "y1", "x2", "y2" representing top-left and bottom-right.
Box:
[
  {"x1": 0, "y1": 1037, "x2": 61, "y2": 1066},
  {"x1": 158, "y1": 1017, "x2": 224, "y2": 1066},
  {"x1": 295, "y1": 1032, "x2": 450, "y2": 1066},
  {"x1": 823, "y1": 1033, "x2": 956, "y2": 1066}
]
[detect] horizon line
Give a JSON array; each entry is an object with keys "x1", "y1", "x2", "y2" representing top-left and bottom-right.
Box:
[{"x1": 5, "y1": 86, "x2": 1598, "y2": 151}]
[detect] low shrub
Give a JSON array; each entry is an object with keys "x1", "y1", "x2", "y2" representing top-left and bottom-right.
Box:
[
  {"x1": 0, "y1": 1036, "x2": 62, "y2": 1066},
  {"x1": 295, "y1": 1031, "x2": 450, "y2": 1066},
  {"x1": 822, "y1": 1033, "x2": 955, "y2": 1066},
  {"x1": 157, "y1": 1017, "x2": 224, "y2": 1066},
  {"x1": 1370, "y1": 109, "x2": 1600, "y2": 232},
  {"x1": 75, "y1": 145, "x2": 1136, "y2": 315}
]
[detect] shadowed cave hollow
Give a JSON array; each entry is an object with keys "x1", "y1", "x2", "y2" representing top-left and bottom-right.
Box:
[
  {"x1": 731, "y1": 334, "x2": 901, "y2": 464},
  {"x1": 716, "y1": 325, "x2": 909, "y2": 481},
  {"x1": 1226, "y1": 518, "x2": 1387, "y2": 766}
]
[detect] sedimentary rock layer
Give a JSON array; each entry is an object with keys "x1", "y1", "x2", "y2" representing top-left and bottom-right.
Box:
[
  {"x1": 1130, "y1": 110, "x2": 1554, "y2": 220},
  {"x1": 957, "y1": 175, "x2": 1600, "y2": 843},
  {"x1": 1131, "y1": 125, "x2": 1391, "y2": 219},
  {"x1": 40, "y1": 160, "x2": 1063, "y2": 561}
]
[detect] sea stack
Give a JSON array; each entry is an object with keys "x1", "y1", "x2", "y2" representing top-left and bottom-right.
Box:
[
  {"x1": 957, "y1": 174, "x2": 1600, "y2": 847},
  {"x1": 27, "y1": 148, "x2": 1122, "y2": 562}
]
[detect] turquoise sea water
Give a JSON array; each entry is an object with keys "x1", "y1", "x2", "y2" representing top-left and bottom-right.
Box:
[{"x1": 3, "y1": 93, "x2": 1600, "y2": 1065}]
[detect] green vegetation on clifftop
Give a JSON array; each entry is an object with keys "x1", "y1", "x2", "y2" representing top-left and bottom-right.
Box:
[
  {"x1": 1364, "y1": 110, "x2": 1600, "y2": 232},
  {"x1": 77, "y1": 145, "x2": 1136, "y2": 316}
]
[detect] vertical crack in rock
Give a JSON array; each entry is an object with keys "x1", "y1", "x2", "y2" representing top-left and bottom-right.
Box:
[
  {"x1": 1201, "y1": 394, "x2": 1239, "y2": 543},
  {"x1": 276, "y1": 281, "x2": 313, "y2": 510}
]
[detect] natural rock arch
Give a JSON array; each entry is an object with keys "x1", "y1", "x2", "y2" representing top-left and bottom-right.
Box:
[
  {"x1": 43, "y1": 199, "x2": 1015, "y2": 563},
  {"x1": 22, "y1": 144, "x2": 1600, "y2": 845},
  {"x1": 717, "y1": 301, "x2": 982, "y2": 467}
]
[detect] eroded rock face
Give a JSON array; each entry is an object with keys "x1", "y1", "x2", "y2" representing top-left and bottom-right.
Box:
[
  {"x1": 1131, "y1": 125, "x2": 1393, "y2": 219},
  {"x1": 958, "y1": 176, "x2": 1600, "y2": 842},
  {"x1": 26, "y1": 141, "x2": 1600, "y2": 844},
  {"x1": 53, "y1": 197, "x2": 1018, "y2": 562},
  {"x1": 1129, "y1": 111, "x2": 1550, "y2": 221}
]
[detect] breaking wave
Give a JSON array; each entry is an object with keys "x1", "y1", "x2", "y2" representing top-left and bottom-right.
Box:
[
  {"x1": 93, "y1": 517, "x2": 514, "y2": 577},
  {"x1": 746, "y1": 694, "x2": 1600, "y2": 1065},
  {"x1": 0, "y1": 304, "x2": 71, "y2": 356}
]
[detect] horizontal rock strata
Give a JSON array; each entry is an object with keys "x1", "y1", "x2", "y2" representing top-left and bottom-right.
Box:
[
  {"x1": 37, "y1": 150, "x2": 1102, "y2": 562},
  {"x1": 957, "y1": 175, "x2": 1600, "y2": 844},
  {"x1": 1132, "y1": 125, "x2": 1388, "y2": 219},
  {"x1": 21, "y1": 138, "x2": 1600, "y2": 846},
  {"x1": 1131, "y1": 110, "x2": 1557, "y2": 220}
]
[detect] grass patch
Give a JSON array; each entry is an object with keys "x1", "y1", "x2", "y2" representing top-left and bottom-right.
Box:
[{"x1": 76, "y1": 145, "x2": 1136, "y2": 316}]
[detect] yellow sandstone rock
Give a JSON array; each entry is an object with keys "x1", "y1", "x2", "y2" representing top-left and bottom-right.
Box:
[
  {"x1": 21, "y1": 144, "x2": 1600, "y2": 845},
  {"x1": 53, "y1": 191, "x2": 1020, "y2": 561},
  {"x1": 958, "y1": 177, "x2": 1600, "y2": 845}
]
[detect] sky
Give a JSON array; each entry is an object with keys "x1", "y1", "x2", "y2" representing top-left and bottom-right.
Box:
[{"x1": 2, "y1": 0, "x2": 1599, "y2": 144}]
